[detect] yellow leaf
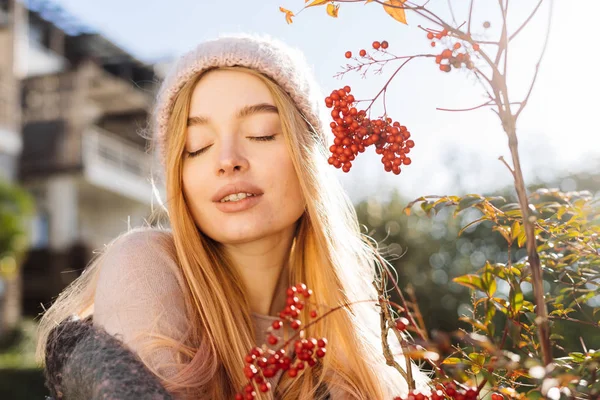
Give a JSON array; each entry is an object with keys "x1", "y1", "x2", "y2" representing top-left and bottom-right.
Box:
[
  {"x1": 383, "y1": 0, "x2": 407, "y2": 24},
  {"x1": 326, "y1": 3, "x2": 339, "y2": 17},
  {"x1": 306, "y1": 0, "x2": 331, "y2": 7},
  {"x1": 279, "y1": 6, "x2": 295, "y2": 24}
]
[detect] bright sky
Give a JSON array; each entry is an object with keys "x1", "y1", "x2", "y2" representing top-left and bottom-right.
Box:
[{"x1": 48, "y1": 0, "x2": 600, "y2": 202}]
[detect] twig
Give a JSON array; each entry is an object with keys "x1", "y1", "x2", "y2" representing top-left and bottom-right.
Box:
[
  {"x1": 509, "y1": 0, "x2": 544, "y2": 42},
  {"x1": 498, "y1": 155, "x2": 516, "y2": 178},
  {"x1": 436, "y1": 100, "x2": 520, "y2": 112},
  {"x1": 515, "y1": 0, "x2": 553, "y2": 121}
]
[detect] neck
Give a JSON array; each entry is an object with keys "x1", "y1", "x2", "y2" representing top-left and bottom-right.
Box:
[{"x1": 223, "y1": 228, "x2": 296, "y2": 316}]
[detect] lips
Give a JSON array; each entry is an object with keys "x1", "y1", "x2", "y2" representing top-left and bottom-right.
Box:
[{"x1": 211, "y1": 182, "x2": 264, "y2": 203}]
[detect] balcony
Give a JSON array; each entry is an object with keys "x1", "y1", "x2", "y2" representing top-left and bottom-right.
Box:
[{"x1": 82, "y1": 126, "x2": 160, "y2": 205}]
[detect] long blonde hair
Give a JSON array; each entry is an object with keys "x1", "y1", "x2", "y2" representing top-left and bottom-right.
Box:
[{"x1": 36, "y1": 66, "x2": 426, "y2": 399}]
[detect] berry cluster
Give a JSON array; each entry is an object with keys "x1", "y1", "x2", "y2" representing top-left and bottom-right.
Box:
[
  {"x1": 426, "y1": 28, "x2": 449, "y2": 47},
  {"x1": 425, "y1": 28, "x2": 480, "y2": 72},
  {"x1": 236, "y1": 283, "x2": 327, "y2": 400},
  {"x1": 325, "y1": 86, "x2": 414, "y2": 175},
  {"x1": 345, "y1": 40, "x2": 389, "y2": 59},
  {"x1": 393, "y1": 382, "x2": 504, "y2": 400}
]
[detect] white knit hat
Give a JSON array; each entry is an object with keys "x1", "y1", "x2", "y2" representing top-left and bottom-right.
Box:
[{"x1": 152, "y1": 33, "x2": 327, "y2": 166}]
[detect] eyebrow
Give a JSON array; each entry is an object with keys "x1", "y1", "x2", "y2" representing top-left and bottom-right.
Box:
[{"x1": 187, "y1": 103, "x2": 279, "y2": 127}]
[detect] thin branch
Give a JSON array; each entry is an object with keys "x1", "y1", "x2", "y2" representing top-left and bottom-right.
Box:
[
  {"x1": 467, "y1": 0, "x2": 475, "y2": 35},
  {"x1": 509, "y1": 0, "x2": 544, "y2": 42},
  {"x1": 446, "y1": 0, "x2": 458, "y2": 27},
  {"x1": 436, "y1": 100, "x2": 522, "y2": 112},
  {"x1": 498, "y1": 155, "x2": 516, "y2": 178},
  {"x1": 515, "y1": 0, "x2": 553, "y2": 121},
  {"x1": 365, "y1": 57, "x2": 415, "y2": 113}
]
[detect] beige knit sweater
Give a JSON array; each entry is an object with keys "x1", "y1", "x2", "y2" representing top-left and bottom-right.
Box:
[{"x1": 92, "y1": 228, "x2": 349, "y2": 399}]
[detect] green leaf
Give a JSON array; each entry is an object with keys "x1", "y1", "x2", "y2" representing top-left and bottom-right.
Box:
[
  {"x1": 485, "y1": 302, "x2": 497, "y2": 324},
  {"x1": 442, "y1": 357, "x2": 463, "y2": 365},
  {"x1": 517, "y1": 229, "x2": 527, "y2": 248},
  {"x1": 453, "y1": 275, "x2": 484, "y2": 292},
  {"x1": 510, "y1": 285, "x2": 524, "y2": 315},
  {"x1": 569, "y1": 352, "x2": 586, "y2": 362},
  {"x1": 511, "y1": 221, "x2": 522, "y2": 240},
  {"x1": 459, "y1": 316, "x2": 487, "y2": 331},
  {"x1": 456, "y1": 194, "x2": 485, "y2": 214},
  {"x1": 421, "y1": 201, "x2": 435, "y2": 216},
  {"x1": 482, "y1": 264, "x2": 497, "y2": 297},
  {"x1": 468, "y1": 352, "x2": 485, "y2": 375}
]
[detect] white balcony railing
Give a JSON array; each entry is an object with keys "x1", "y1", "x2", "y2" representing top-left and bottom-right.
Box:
[{"x1": 82, "y1": 127, "x2": 158, "y2": 204}]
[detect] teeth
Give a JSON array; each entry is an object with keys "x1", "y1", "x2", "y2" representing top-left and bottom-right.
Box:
[{"x1": 220, "y1": 193, "x2": 255, "y2": 203}]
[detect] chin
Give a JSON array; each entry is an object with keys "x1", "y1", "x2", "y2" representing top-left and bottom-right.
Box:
[{"x1": 201, "y1": 222, "x2": 266, "y2": 245}]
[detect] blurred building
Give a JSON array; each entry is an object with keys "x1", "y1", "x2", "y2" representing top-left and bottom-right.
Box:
[
  {"x1": 0, "y1": 1, "x2": 21, "y2": 181},
  {"x1": 0, "y1": 0, "x2": 165, "y2": 317}
]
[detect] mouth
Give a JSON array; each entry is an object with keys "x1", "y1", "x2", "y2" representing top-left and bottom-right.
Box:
[
  {"x1": 212, "y1": 183, "x2": 264, "y2": 204},
  {"x1": 219, "y1": 192, "x2": 258, "y2": 203},
  {"x1": 214, "y1": 191, "x2": 263, "y2": 213}
]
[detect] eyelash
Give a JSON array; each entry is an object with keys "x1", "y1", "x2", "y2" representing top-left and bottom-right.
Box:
[{"x1": 186, "y1": 135, "x2": 277, "y2": 158}]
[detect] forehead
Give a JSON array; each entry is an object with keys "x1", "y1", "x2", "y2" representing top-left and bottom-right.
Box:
[{"x1": 189, "y1": 69, "x2": 274, "y2": 116}]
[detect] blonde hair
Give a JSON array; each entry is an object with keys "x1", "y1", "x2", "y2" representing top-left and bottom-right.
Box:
[{"x1": 36, "y1": 66, "x2": 426, "y2": 399}]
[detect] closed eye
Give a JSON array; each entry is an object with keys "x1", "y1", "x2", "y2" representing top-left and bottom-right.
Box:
[
  {"x1": 248, "y1": 134, "x2": 277, "y2": 142},
  {"x1": 186, "y1": 145, "x2": 211, "y2": 158},
  {"x1": 186, "y1": 135, "x2": 277, "y2": 158}
]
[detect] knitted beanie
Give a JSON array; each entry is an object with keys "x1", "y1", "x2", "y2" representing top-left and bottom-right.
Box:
[{"x1": 152, "y1": 33, "x2": 327, "y2": 167}]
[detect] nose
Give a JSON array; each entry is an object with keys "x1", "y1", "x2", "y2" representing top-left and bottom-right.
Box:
[{"x1": 216, "y1": 138, "x2": 249, "y2": 176}]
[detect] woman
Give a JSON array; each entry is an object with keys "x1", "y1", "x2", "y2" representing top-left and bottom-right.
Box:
[{"x1": 37, "y1": 34, "x2": 429, "y2": 399}]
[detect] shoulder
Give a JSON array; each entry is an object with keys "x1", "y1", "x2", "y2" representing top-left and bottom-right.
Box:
[
  {"x1": 97, "y1": 227, "x2": 182, "y2": 285},
  {"x1": 94, "y1": 227, "x2": 187, "y2": 316},
  {"x1": 93, "y1": 227, "x2": 189, "y2": 339},
  {"x1": 103, "y1": 227, "x2": 177, "y2": 261}
]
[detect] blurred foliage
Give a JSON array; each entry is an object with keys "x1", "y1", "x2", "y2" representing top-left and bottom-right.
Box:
[
  {"x1": 358, "y1": 168, "x2": 600, "y2": 397},
  {"x1": 0, "y1": 319, "x2": 45, "y2": 399},
  {"x1": 0, "y1": 179, "x2": 34, "y2": 277}
]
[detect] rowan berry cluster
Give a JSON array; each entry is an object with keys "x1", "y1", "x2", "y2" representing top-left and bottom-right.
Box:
[
  {"x1": 393, "y1": 382, "x2": 504, "y2": 400},
  {"x1": 325, "y1": 86, "x2": 414, "y2": 175},
  {"x1": 236, "y1": 283, "x2": 327, "y2": 400},
  {"x1": 426, "y1": 28, "x2": 480, "y2": 72}
]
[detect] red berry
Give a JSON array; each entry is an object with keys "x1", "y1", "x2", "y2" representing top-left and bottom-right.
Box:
[
  {"x1": 395, "y1": 317, "x2": 409, "y2": 331},
  {"x1": 454, "y1": 42, "x2": 462, "y2": 50},
  {"x1": 288, "y1": 367, "x2": 298, "y2": 377},
  {"x1": 381, "y1": 40, "x2": 389, "y2": 49},
  {"x1": 431, "y1": 41, "x2": 436, "y2": 47},
  {"x1": 345, "y1": 51, "x2": 352, "y2": 58},
  {"x1": 473, "y1": 43, "x2": 480, "y2": 51},
  {"x1": 259, "y1": 382, "x2": 271, "y2": 393},
  {"x1": 427, "y1": 32, "x2": 434, "y2": 40},
  {"x1": 310, "y1": 310, "x2": 318, "y2": 318},
  {"x1": 359, "y1": 49, "x2": 366, "y2": 57},
  {"x1": 372, "y1": 41, "x2": 381, "y2": 49}
]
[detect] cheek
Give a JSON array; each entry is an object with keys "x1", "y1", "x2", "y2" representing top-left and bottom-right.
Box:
[
  {"x1": 271, "y1": 150, "x2": 305, "y2": 209},
  {"x1": 181, "y1": 161, "x2": 207, "y2": 215}
]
